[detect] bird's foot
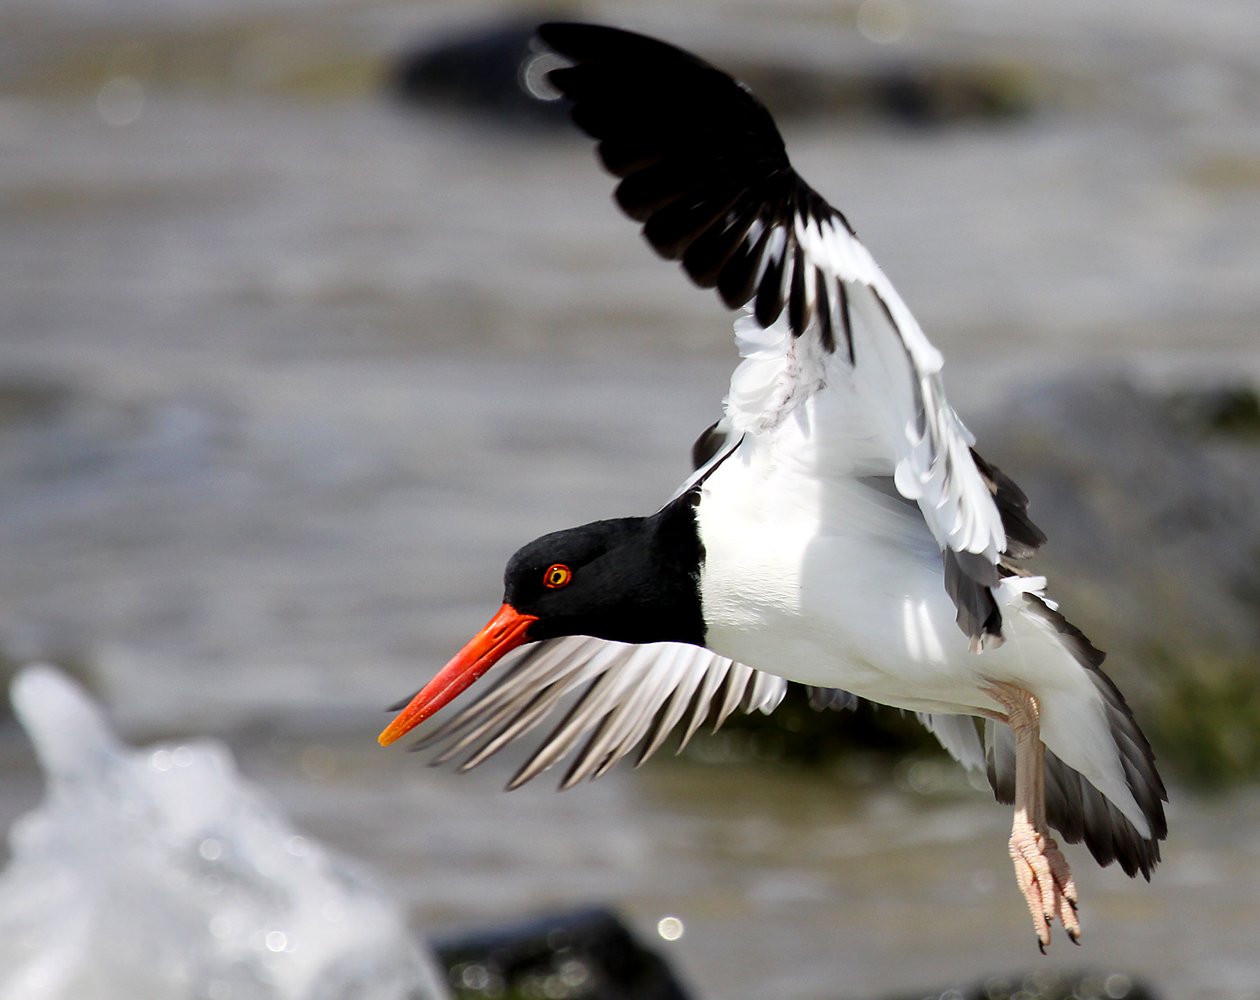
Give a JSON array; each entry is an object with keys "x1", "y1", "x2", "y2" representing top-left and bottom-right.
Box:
[{"x1": 1009, "y1": 818, "x2": 1080, "y2": 951}]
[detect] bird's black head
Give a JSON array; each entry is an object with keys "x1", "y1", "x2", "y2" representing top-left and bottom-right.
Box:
[
  {"x1": 379, "y1": 494, "x2": 704, "y2": 746},
  {"x1": 502, "y1": 504, "x2": 705, "y2": 646}
]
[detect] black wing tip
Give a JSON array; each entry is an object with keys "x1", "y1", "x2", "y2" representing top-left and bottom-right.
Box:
[
  {"x1": 537, "y1": 19, "x2": 850, "y2": 349},
  {"x1": 537, "y1": 21, "x2": 720, "y2": 79},
  {"x1": 535, "y1": 21, "x2": 604, "y2": 55},
  {"x1": 537, "y1": 21, "x2": 629, "y2": 50}
]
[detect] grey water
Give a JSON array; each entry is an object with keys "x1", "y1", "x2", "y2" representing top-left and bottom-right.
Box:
[{"x1": 2, "y1": 0, "x2": 1260, "y2": 997}]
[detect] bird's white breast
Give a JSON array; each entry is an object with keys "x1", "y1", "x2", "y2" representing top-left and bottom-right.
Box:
[{"x1": 694, "y1": 433, "x2": 994, "y2": 714}]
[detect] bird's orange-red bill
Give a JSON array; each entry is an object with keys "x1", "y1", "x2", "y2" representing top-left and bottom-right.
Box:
[{"x1": 378, "y1": 603, "x2": 539, "y2": 747}]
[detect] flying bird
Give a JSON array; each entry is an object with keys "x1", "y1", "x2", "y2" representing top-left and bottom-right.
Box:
[{"x1": 380, "y1": 22, "x2": 1167, "y2": 950}]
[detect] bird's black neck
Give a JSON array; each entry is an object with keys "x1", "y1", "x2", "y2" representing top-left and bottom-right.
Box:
[{"x1": 633, "y1": 489, "x2": 706, "y2": 644}]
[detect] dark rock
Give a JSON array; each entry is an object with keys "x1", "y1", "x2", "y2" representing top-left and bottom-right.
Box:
[
  {"x1": 693, "y1": 59, "x2": 1038, "y2": 127},
  {"x1": 975, "y1": 375, "x2": 1260, "y2": 784},
  {"x1": 692, "y1": 684, "x2": 940, "y2": 771},
  {"x1": 871, "y1": 63, "x2": 1036, "y2": 124},
  {"x1": 885, "y1": 967, "x2": 1159, "y2": 1000},
  {"x1": 0, "y1": 378, "x2": 72, "y2": 429},
  {"x1": 389, "y1": 15, "x2": 571, "y2": 126},
  {"x1": 1165, "y1": 383, "x2": 1260, "y2": 439},
  {"x1": 431, "y1": 906, "x2": 692, "y2": 1000}
]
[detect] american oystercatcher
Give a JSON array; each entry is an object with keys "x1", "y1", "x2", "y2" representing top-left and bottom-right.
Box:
[{"x1": 381, "y1": 22, "x2": 1167, "y2": 950}]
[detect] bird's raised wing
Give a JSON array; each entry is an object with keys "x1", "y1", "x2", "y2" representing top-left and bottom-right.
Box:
[{"x1": 539, "y1": 22, "x2": 1045, "y2": 646}]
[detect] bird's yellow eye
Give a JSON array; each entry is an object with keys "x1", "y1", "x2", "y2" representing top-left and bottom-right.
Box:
[{"x1": 543, "y1": 563, "x2": 573, "y2": 589}]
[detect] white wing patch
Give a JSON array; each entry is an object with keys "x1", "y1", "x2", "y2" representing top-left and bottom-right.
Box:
[{"x1": 723, "y1": 211, "x2": 1008, "y2": 568}]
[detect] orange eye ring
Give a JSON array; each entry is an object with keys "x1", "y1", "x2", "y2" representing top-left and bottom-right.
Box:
[{"x1": 543, "y1": 563, "x2": 573, "y2": 589}]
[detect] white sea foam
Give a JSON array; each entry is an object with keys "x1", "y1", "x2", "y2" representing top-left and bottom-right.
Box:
[{"x1": 0, "y1": 663, "x2": 449, "y2": 1000}]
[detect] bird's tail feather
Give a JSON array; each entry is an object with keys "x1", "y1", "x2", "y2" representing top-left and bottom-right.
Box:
[{"x1": 985, "y1": 596, "x2": 1168, "y2": 878}]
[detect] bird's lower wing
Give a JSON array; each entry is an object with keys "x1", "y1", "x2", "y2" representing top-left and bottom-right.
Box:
[
  {"x1": 406, "y1": 632, "x2": 986, "y2": 793},
  {"x1": 408, "y1": 629, "x2": 1164, "y2": 879},
  {"x1": 406, "y1": 635, "x2": 786, "y2": 789}
]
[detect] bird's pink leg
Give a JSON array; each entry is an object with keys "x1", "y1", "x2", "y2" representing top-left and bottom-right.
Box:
[{"x1": 985, "y1": 682, "x2": 1080, "y2": 951}]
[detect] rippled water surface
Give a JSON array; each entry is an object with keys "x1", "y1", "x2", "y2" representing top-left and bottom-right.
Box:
[{"x1": 3, "y1": 1, "x2": 1260, "y2": 997}]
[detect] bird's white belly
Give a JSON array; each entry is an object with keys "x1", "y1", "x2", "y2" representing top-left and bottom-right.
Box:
[
  {"x1": 702, "y1": 540, "x2": 986, "y2": 713},
  {"x1": 696, "y1": 466, "x2": 993, "y2": 714}
]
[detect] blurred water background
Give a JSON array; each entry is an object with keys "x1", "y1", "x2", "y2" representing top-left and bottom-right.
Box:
[{"x1": 2, "y1": 0, "x2": 1260, "y2": 997}]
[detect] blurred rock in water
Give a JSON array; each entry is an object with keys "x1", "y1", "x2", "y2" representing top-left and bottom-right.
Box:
[
  {"x1": 884, "y1": 967, "x2": 1159, "y2": 1000},
  {"x1": 1164, "y1": 383, "x2": 1260, "y2": 440},
  {"x1": 390, "y1": 14, "x2": 571, "y2": 126},
  {"x1": 432, "y1": 906, "x2": 691, "y2": 1000},
  {"x1": 0, "y1": 663, "x2": 449, "y2": 1000},
  {"x1": 976, "y1": 375, "x2": 1260, "y2": 785}
]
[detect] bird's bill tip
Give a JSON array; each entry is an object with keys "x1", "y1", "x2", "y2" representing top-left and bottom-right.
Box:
[{"x1": 377, "y1": 603, "x2": 539, "y2": 747}]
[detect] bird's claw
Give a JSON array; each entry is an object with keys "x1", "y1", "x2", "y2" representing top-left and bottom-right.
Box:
[{"x1": 1009, "y1": 823, "x2": 1080, "y2": 951}]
